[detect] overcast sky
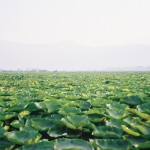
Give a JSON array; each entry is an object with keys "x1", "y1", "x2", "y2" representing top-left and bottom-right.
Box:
[{"x1": 0, "y1": 0, "x2": 150, "y2": 70}]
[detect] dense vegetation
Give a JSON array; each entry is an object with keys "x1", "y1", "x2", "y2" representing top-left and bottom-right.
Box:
[{"x1": 0, "y1": 72, "x2": 150, "y2": 150}]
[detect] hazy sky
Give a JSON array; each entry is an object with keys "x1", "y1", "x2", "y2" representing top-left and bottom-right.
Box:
[
  {"x1": 0, "y1": 0, "x2": 150, "y2": 70},
  {"x1": 0, "y1": 0, "x2": 150, "y2": 46}
]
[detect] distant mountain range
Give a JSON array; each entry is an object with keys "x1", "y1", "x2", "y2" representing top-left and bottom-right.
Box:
[{"x1": 0, "y1": 40, "x2": 150, "y2": 71}]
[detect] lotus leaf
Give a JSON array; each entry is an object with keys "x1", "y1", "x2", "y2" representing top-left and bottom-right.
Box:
[
  {"x1": 45, "y1": 100, "x2": 61, "y2": 114},
  {"x1": 31, "y1": 118, "x2": 57, "y2": 131},
  {"x1": 19, "y1": 110, "x2": 30, "y2": 117},
  {"x1": 124, "y1": 136, "x2": 150, "y2": 149},
  {"x1": 5, "y1": 131, "x2": 42, "y2": 145},
  {"x1": 59, "y1": 107, "x2": 83, "y2": 116},
  {"x1": 0, "y1": 140, "x2": 15, "y2": 150},
  {"x1": 0, "y1": 126, "x2": 5, "y2": 138},
  {"x1": 107, "y1": 109, "x2": 129, "y2": 119},
  {"x1": 35, "y1": 102, "x2": 46, "y2": 110},
  {"x1": 61, "y1": 115, "x2": 92, "y2": 130},
  {"x1": 137, "y1": 103, "x2": 150, "y2": 114},
  {"x1": 92, "y1": 126, "x2": 123, "y2": 138},
  {"x1": 48, "y1": 125, "x2": 82, "y2": 138},
  {"x1": 120, "y1": 96, "x2": 142, "y2": 106},
  {"x1": 126, "y1": 108, "x2": 150, "y2": 120},
  {"x1": 87, "y1": 113, "x2": 105, "y2": 123},
  {"x1": 93, "y1": 139, "x2": 132, "y2": 150},
  {"x1": 0, "y1": 112, "x2": 16, "y2": 120},
  {"x1": 11, "y1": 119, "x2": 24, "y2": 128},
  {"x1": 17, "y1": 141, "x2": 54, "y2": 150},
  {"x1": 79, "y1": 101, "x2": 91, "y2": 110},
  {"x1": 122, "y1": 125, "x2": 140, "y2": 136},
  {"x1": 8, "y1": 103, "x2": 28, "y2": 112},
  {"x1": 54, "y1": 138, "x2": 94, "y2": 150},
  {"x1": 106, "y1": 103, "x2": 128, "y2": 110},
  {"x1": 106, "y1": 118, "x2": 129, "y2": 129}
]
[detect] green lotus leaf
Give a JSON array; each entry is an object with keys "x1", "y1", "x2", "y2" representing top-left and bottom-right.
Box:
[
  {"x1": 138, "y1": 141, "x2": 150, "y2": 149},
  {"x1": 48, "y1": 125, "x2": 82, "y2": 138},
  {"x1": 45, "y1": 100, "x2": 61, "y2": 114},
  {"x1": 31, "y1": 118, "x2": 57, "y2": 131},
  {"x1": 0, "y1": 107, "x2": 3, "y2": 112},
  {"x1": 0, "y1": 112, "x2": 16, "y2": 120},
  {"x1": 61, "y1": 115, "x2": 92, "y2": 130},
  {"x1": 0, "y1": 140, "x2": 15, "y2": 150},
  {"x1": 11, "y1": 119, "x2": 24, "y2": 128},
  {"x1": 0, "y1": 91, "x2": 13, "y2": 96},
  {"x1": 62, "y1": 100, "x2": 80, "y2": 108},
  {"x1": 54, "y1": 138, "x2": 94, "y2": 150},
  {"x1": 107, "y1": 109, "x2": 129, "y2": 119},
  {"x1": 106, "y1": 118, "x2": 129, "y2": 129},
  {"x1": 59, "y1": 107, "x2": 83, "y2": 116},
  {"x1": 79, "y1": 101, "x2": 91, "y2": 110},
  {"x1": 106, "y1": 103, "x2": 128, "y2": 110},
  {"x1": 4, "y1": 125, "x2": 10, "y2": 131},
  {"x1": 126, "y1": 108, "x2": 150, "y2": 120},
  {"x1": 128, "y1": 117, "x2": 150, "y2": 130},
  {"x1": 20, "y1": 126, "x2": 38, "y2": 132},
  {"x1": 122, "y1": 125, "x2": 140, "y2": 136},
  {"x1": 137, "y1": 103, "x2": 150, "y2": 114},
  {"x1": 120, "y1": 96, "x2": 142, "y2": 106},
  {"x1": 47, "y1": 126, "x2": 67, "y2": 138},
  {"x1": 93, "y1": 139, "x2": 132, "y2": 150},
  {"x1": 85, "y1": 108, "x2": 106, "y2": 115},
  {"x1": 5, "y1": 131, "x2": 42, "y2": 145},
  {"x1": 92, "y1": 126, "x2": 123, "y2": 138},
  {"x1": 136, "y1": 125, "x2": 150, "y2": 135},
  {"x1": 124, "y1": 136, "x2": 150, "y2": 148},
  {"x1": 89, "y1": 99, "x2": 114, "y2": 108},
  {"x1": 65, "y1": 129, "x2": 82, "y2": 138},
  {"x1": 0, "y1": 127, "x2": 5, "y2": 138},
  {"x1": 0, "y1": 121, "x2": 3, "y2": 126},
  {"x1": 17, "y1": 141, "x2": 54, "y2": 150},
  {"x1": 35, "y1": 102, "x2": 46, "y2": 110},
  {"x1": 19, "y1": 110, "x2": 30, "y2": 117},
  {"x1": 26, "y1": 102, "x2": 38, "y2": 112},
  {"x1": 87, "y1": 114, "x2": 105, "y2": 123},
  {"x1": 8, "y1": 103, "x2": 28, "y2": 112}
]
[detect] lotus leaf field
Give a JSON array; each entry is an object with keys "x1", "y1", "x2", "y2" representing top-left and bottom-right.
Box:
[{"x1": 0, "y1": 72, "x2": 150, "y2": 150}]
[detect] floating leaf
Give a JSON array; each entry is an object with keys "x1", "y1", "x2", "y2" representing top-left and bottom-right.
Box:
[
  {"x1": 106, "y1": 118, "x2": 129, "y2": 129},
  {"x1": 31, "y1": 118, "x2": 57, "y2": 131},
  {"x1": 126, "y1": 108, "x2": 150, "y2": 120},
  {"x1": 93, "y1": 139, "x2": 132, "y2": 150},
  {"x1": 5, "y1": 131, "x2": 41, "y2": 145},
  {"x1": 54, "y1": 138, "x2": 94, "y2": 150},
  {"x1": 107, "y1": 109, "x2": 128, "y2": 119},
  {"x1": 8, "y1": 103, "x2": 28, "y2": 112},
  {"x1": 122, "y1": 125, "x2": 140, "y2": 136},
  {"x1": 120, "y1": 96, "x2": 142, "y2": 106},
  {"x1": 106, "y1": 103, "x2": 128, "y2": 110},
  {"x1": 48, "y1": 125, "x2": 82, "y2": 138},
  {"x1": 137, "y1": 103, "x2": 150, "y2": 114},
  {"x1": 0, "y1": 127, "x2": 5, "y2": 138},
  {"x1": 92, "y1": 126, "x2": 123, "y2": 138},
  {"x1": 0, "y1": 140, "x2": 15, "y2": 150},
  {"x1": 59, "y1": 107, "x2": 83, "y2": 116},
  {"x1": 61, "y1": 115, "x2": 92, "y2": 130},
  {"x1": 19, "y1": 110, "x2": 30, "y2": 117},
  {"x1": 0, "y1": 112, "x2": 16, "y2": 120},
  {"x1": 18, "y1": 141, "x2": 54, "y2": 150},
  {"x1": 45, "y1": 100, "x2": 61, "y2": 114}
]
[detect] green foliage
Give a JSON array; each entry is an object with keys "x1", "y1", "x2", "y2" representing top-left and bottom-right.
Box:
[{"x1": 0, "y1": 72, "x2": 149, "y2": 149}]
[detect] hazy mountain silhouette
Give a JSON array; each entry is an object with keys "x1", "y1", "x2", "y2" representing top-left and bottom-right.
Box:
[{"x1": 0, "y1": 40, "x2": 150, "y2": 71}]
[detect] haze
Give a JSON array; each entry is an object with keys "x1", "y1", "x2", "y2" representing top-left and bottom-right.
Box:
[{"x1": 0, "y1": 0, "x2": 150, "y2": 71}]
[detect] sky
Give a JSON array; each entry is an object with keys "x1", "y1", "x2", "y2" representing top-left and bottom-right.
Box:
[{"x1": 0, "y1": 0, "x2": 150, "y2": 70}]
